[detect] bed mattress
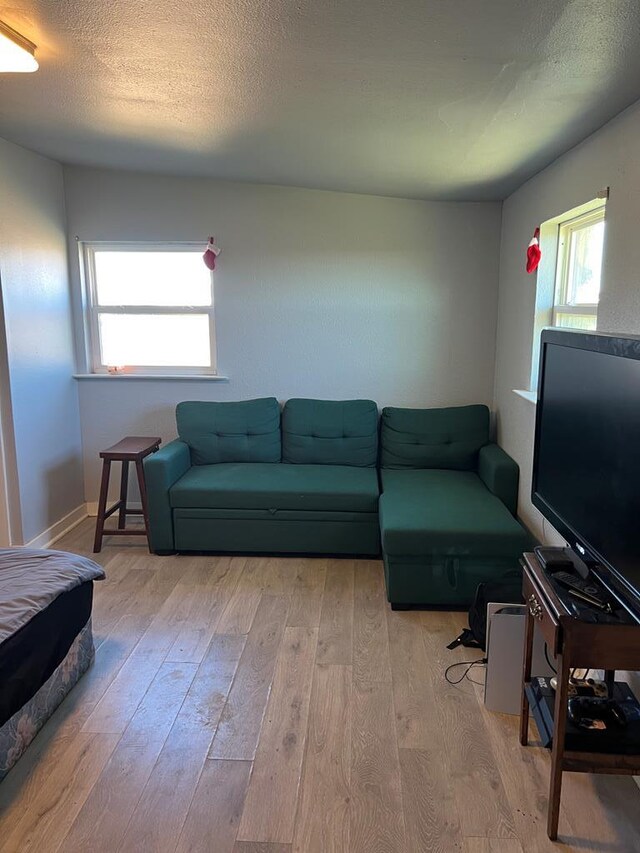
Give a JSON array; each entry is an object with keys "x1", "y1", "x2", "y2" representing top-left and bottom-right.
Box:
[{"x1": 0, "y1": 581, "x2": 94, "y2": 728}]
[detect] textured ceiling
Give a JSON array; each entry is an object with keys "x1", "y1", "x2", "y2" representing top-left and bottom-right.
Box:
[{"x1": 1, "y1": 1, "x2": 640, "y2": 200}]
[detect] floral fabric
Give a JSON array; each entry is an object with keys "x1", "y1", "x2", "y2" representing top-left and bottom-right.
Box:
[{"x1": 0, "y1": 619, "x2": 94, "y2": 780}]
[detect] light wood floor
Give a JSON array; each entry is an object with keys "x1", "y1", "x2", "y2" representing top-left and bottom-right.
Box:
[{"x1": 0, "y1": 520, "x2": 638, "y2": 852}]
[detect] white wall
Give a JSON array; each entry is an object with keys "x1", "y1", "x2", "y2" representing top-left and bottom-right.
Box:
[
  {"x1": 63, "y1": 166, "x2": 502, "y2": 502},
  {"x1": 0, "y1": 138, "x2": 84, "y2": 543},
  {"x1": 494, "y1": 98, "x2": 640, "y2": 541}
]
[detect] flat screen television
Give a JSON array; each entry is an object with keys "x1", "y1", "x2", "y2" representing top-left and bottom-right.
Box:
[{"x1": 532, "y1": 328, "x2": 640, "y2": 620}]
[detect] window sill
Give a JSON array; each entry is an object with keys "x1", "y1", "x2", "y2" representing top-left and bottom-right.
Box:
[
  {"x1": 73, "y1": 373, "x2": 229, "y2": 382},
  {"x1": 513, "y1": 389, "x2": 537, "y2": 404}
]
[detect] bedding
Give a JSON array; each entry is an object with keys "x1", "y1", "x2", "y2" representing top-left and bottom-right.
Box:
[
  {"x1": 0, "y1": 619, "x2": 95, "y2": 780},
  {"x1": 0, "y1": 581, "x2": 94, "y2": 728},
  {"x1": 0, "y1": 548, "x2": 105, "y2": 642},
  {"x1": 0, "y1": 547, "x2": 104, "y2": 780}
]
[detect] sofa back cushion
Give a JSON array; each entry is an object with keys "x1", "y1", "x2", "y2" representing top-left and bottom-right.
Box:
[
  {"x1": 282, "y1": 398, "x2": 378, "y2": 467},
  {"x1": 176, "y1": 398, "x2": 281, "y2": 465},
  {"x1": 380, "y1": 404, "x2": 489, "y2": 470}
]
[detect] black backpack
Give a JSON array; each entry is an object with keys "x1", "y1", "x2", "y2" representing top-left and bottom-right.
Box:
[{"x1": 447, "y1": 572, "x2": 523, "y2": 652}]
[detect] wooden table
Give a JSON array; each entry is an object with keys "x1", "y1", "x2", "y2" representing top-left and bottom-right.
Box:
[
  {"x1": 519, "y1": 551, "x2": 640, "y2": 840},
  {"x1": 93, "y1": 436, "x2": 161, "y2": 553}
]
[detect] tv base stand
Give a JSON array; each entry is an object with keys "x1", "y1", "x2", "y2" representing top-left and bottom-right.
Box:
[{"x1": 519, "y1": 552, "x2": 640, "y2": 841}]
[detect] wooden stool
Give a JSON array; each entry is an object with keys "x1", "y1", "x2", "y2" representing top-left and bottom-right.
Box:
[{"x1": 93, "y1": 436, "x2": 161, "y2": 553}]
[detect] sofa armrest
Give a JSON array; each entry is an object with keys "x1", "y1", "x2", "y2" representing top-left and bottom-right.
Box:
[
  {"x1": 478, "y1": 443, "x2": 519, "y2": 516},
  {"x1": 143, "y1": 440, "x2": 191, "y2": 551}
]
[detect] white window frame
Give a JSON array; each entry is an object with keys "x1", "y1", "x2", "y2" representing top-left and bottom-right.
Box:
[
  {"x1": 81, "y1": 242, "x2": 217, "y2": 376},
  {"x1": 552, "y1": 206, "x2": 605, "y2": 328}
]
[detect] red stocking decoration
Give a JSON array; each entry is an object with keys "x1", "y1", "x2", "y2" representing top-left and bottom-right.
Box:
[
  {"x1": 203, "y1": 237, "x2": 220, "y2": 270},
  {"x1": 526, "y1": 227, "x2": 541, "y2": 274}
]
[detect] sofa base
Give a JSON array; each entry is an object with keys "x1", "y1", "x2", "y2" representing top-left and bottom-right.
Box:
[
  {"x1": 384, "y1": 553, "x2": 522, "y2": 607},
  {"x1": 173, "y1": 510, "x2": 380, "y2": 555}
]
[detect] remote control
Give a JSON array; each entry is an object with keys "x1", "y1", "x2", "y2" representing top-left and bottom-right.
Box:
[{"x1": 551, "y1": 571, "x2": 611, "y2": 612}]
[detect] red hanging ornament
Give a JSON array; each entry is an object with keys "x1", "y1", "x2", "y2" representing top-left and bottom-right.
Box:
[
  {"x1": 203, "y1": 236, "x2": 220, "y2": 270},
  {"x1": 526, "y1": 227, "x2": 541, "y2": 274}
]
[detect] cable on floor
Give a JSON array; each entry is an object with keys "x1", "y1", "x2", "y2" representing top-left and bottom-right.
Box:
[{"x1": 444, "y1": 658, "x2": 487, "y2": 685}]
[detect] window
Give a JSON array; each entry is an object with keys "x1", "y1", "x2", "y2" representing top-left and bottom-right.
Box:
[
  {"x1": 82, "y1": 243, "x2": 216, "y2": 374},
  {"x1": 526, "y1": 195, "x2": 607, "y2": 394},
  {"x1": 552, "y1": 207, "x2": 605, "y2": 331}
]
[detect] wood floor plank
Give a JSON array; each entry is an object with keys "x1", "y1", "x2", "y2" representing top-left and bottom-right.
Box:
[
  {"x1": 399, "y1": 747, "x2": 464, "y2": 853},
  {"x1": 387, "y1": 608, "x2": 443, "y2": 749},
  {"x1": 353, "y1": 560, "x2": 391, "y2": 683},
  {"x1": 118, "y1": 635, "x2": 246, "y2": 852},
  {"x1": 261, "y1": 557, "x2": 297, "y2": 595},
  {"x1": 292, "y1": 664, "x2": 351, "y2": 853},
  {"x1": 316, "y1": 559, "x2": 354, "y2": 665},
  {"x1": 216, "y1": 558, "x2": 270, "y2": 634},
  {"x1": 80, "y1": 647, "x2": 168, "y2": 734},
  {"x1": 287, "y1": 558, "x2": 327, "y2": 627},
  {"x1": 477, "y1": 701, "x2": 578, "y2": 852},
  {"x1": 350, "y1": 679, "x2": 406, "y2": 853},
  {"x1": 60, "y1": 661, "x2": 198, "y2": 853},
  {"x1": 175, "y1": 760, "x2": 253, "y2": 853},
  {"x1": 0, "y1": 732, "x2": 119, "y2": 853},
  {"x1": 210, "y1": 594, "x2": 289, "y2": 760},
  {"x1": 464, "y1": 839, "x2": 524, "y2": 852},
  {"x1": 237, "y1": 627, "x2": 318, "y2": 844},
  {"x1": 421, "y1": 611, "x2": 516, "y2": 840},
  {"x1": 165, "y1": 556, "x2": 245, "y2": 662},
  {"x1": 131, "y1": 561, "x2": 218, "y2": 658},
  {"x1": 234, "y1": 844, "x2": 291, "y2": 853}
]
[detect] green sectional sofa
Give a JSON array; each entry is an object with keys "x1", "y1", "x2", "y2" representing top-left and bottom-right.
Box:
[{"x1": 144, "y1": 397, "x2": 531, "y2": 606}]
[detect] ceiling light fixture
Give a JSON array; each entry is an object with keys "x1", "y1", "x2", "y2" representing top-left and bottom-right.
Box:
[{"x1": 0, "y1": 20, "x2": 38, "y2": 72}]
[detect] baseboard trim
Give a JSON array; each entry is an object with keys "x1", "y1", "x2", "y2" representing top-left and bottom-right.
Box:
[{"x1": 26, "y1": 504, "x2": 89, "y2": 549}]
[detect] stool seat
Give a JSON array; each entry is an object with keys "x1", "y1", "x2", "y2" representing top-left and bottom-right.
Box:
[
  {"x1": 100, "y1": 436, "x2": 162, "y2": 459},
  {"x1": 93, "y1": 436, "x2": 162, "y2": 553}
]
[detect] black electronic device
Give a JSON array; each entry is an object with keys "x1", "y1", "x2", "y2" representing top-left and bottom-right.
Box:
[
  {"x1": 567, "y1": 697, "x2": 627, "y2": 730},
  {"x1": 534, "y1": 546, "x2": 574, "y2": 572},
  {"x1": 526, "y1": 677, "x2": 640, "y2": 753},
  {"x1": 550, "y1": 571, "x2": 612, "y2": 612},
  {"x1": 532, "y1": 330, "x2": 640, "y2": 622}
]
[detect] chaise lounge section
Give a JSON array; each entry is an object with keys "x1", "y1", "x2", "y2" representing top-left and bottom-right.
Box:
[{"x1": 379, "y1": 405, "x2": 531, "y2": 607}]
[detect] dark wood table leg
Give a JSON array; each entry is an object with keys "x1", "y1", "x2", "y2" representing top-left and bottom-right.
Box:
[
  {"x1": 118, "y1": 461, "x2": 129, "y2": 529},
  {"x1": 548, "y1": 652, "x2": 570, "y2": 840},
  {"x1": 604, "y1": 669, "x2": 615, "y2": 698},
  {"x1": 520, "y1": 607, "x2": 535, "y2": 746},
  {"x1": 93, "y1": 458, "x2": 112, "y2": 553},
  {"x1": 135, "y1": 458, "x2": 152, "y2": 553}
]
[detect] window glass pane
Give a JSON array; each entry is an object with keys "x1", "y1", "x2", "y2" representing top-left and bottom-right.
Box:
[
  {"x1": 94, "y1": 251, "x2": 212, "y2": 306},
  {"x1": 554, "y1": 312, "x2": 597, "y2": 331},
  {"x1": 99, "y1": 314, "x2": 211, "y2": 367},
  {"x1": 566, "y1": 220, "x2": 604, "y2": 305}
]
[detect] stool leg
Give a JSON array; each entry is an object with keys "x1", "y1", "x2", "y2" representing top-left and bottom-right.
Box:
[
  {"x1": 118, "y1": 461, "x2": 130, "y2": 529},
  {"x1": 93, "y1": 459, "x2": 112, "y2": 553},
  {"x1": 135, "y1": 459, "x2": 151, "y2": 553}
]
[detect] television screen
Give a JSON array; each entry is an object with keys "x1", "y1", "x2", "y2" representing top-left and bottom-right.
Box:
[{"x1": 533, "y1": 330, "x2": 640, "y2": 610}]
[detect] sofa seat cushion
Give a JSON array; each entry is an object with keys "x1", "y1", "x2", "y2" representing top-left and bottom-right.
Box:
[
  {"x1": 170, "y1": 463, "x2": 379, "y2": 513},
  {"x1": 379, "y1": 469, "x2": 529, "y2": 557}
]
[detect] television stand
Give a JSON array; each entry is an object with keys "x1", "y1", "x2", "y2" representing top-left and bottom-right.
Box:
[{"x1": 519, "y1": 551, "x2": 640, "y2": 841}]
